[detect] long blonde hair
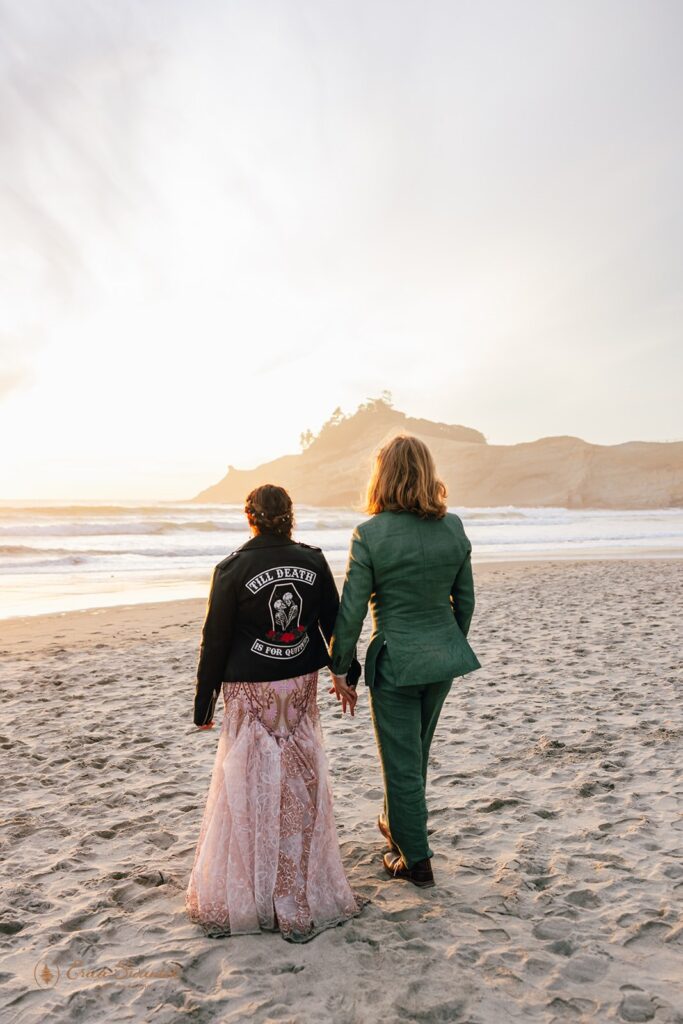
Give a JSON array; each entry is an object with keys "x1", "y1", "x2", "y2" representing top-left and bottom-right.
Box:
[{"x1": 365, "y1": 435, "x2": 448, "y2": 519}]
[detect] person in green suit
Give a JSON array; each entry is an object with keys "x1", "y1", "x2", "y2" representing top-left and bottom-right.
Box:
[{"x1": 329, "y1": 434, "x2": 480, "y2": 887}]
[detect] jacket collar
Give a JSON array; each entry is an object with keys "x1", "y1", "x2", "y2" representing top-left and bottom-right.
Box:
[{"x1": 239, "y1": 533, "x2": 294, "y2": 552}]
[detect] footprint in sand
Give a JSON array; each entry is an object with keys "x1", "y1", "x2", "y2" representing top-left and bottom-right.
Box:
[
  {"x1": 561, "y1": 951, "x2": 611, "y2": 983},
  {"x1": 564, "y1": 888, "x2": 602, "y2": 908},
  {"x1": 145, "y1": 830, "x2": 176, "y2": 849},
  {"x1": 133, "y1": 870, "x2": 165, "y2": 887},
  {"x1": 623, "y1": 920, "x2": 671, "y2": 945},
  {"x1": 547, "y1": 996, "x2": 597, "y2": 1018},
  {"x1": 0, "y1": 919, "x2": 24, "y2": 935},
  {"x1": 393, "y1": 987, "x2": 469, "y2": 1022},
  {"x1": 532, "y1": 918, "x2": 573, "y2": 941},
  {"x1": 619, "y1": 991, "x2": 656, "y2": 1022},
  {"x1": 479, "y1": 797, "x2": 522, "y2": 813},
  {"x1": 528, "y1": 875, "x2": 556, "y2": 891},
  {"x1": 577, "y1": 779, "x2": 615, "y2": 797},
  {"x1": 547, "y1": 938, "x2": 577, "y2": 957}
]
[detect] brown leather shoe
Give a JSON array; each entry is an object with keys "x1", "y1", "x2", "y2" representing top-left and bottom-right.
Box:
[
  {"x1": 377, "y1": 814, "x2": 398, "y2": 852},
  {"x1": 383, "y1": 850, "x2": 435, "y2": 888}
]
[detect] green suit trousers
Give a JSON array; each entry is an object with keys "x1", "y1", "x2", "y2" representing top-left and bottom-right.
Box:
[{"x1": 369, "y1": 652, "x2": 452, "y2": 868}]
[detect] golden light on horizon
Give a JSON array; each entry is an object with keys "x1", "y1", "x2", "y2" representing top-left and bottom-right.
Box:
[{"x1": 1, "y1": 1, "x2": 682, "y2": 499}]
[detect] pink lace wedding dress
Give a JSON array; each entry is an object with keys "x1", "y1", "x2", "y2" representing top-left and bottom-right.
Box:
[{"x1": 186, "y1": 671, "x2": 367, "y2": 942}]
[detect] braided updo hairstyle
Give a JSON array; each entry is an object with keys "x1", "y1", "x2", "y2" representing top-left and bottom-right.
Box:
[{"x1": 245, "y1": 484, "x2": 294, "y2": 539}]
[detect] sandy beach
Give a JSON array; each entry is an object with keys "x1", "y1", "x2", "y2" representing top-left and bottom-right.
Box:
[{"x1": 1, "y1": 558, "x2": 682, "y2": 1024}]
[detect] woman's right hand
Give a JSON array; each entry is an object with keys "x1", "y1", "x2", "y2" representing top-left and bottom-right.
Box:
[{"x1": 329, "y1": 674, "x2": 358, "y2": 717}]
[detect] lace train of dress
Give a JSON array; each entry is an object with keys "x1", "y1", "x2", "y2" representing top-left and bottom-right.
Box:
[{"x1": 186, "y1": 672, "x2": 367, "y2": 942}]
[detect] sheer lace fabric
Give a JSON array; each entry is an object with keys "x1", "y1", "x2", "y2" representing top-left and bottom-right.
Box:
[{"x1": 186, "y1": 672, "x2": 366, "y2": 942}]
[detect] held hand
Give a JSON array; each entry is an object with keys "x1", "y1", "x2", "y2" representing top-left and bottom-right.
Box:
[{"x1": 328, "y1": 674, "x2": 357, "y2": 717}]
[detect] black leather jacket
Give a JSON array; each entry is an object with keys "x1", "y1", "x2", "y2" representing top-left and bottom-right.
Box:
[{"x1": 194, "y1": 533, "x2": 359, "y2": 725}]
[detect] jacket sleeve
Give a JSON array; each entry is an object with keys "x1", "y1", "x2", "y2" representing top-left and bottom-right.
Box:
[
  {"x1": 318, "y1": 556, "x2": 362, "y2": 687},
  {"x1": 318, "y1": 557, "x2": 340, "y2": 643},
  {"x1": 194, "y1": 563, "x2": 237, "y2": 726},
  {"x1": 450, "y1": 545, "x2": 475, "y2": 637},
  {"x1": 330, "y1": 527, "x2": 373, "y2": 677}
]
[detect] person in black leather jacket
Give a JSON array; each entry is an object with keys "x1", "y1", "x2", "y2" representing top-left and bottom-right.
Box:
[
  {"x1": 193, "y1": 485, "x2": 360, "y2": 726},
  {"x1": 186, "y1": 484, "x2": 367, "y2": 942}
]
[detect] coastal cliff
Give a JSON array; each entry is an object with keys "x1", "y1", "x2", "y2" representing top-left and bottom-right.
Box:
[{"x1": 192, "y1": 401, "x2": 683, "y2": 509}]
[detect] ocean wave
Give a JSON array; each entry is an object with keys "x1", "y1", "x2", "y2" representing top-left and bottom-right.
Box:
[
  {"x1": 457, "y1": 506, "x2": 683, "y2": 522},
  {"x1": 0, "y1": 544, "x2": 80, "y2": 556},
  {"x1": 0, "y1": 503, "x2": 236, "y2": 518},
  {"x1": 0, "y1": 520, "x2": 241, "y2": 537},
  {"x1": 0, "y1": 544, "x2": 232, "y2": 560},
  {"x1": 472, "y1": 532, "x2": 683, "y2": 546},
  {"x1": 3, "y1": 534, "x2": 680, "y2": 573},
  {"x1": 2, "y1": 507, "x2": 682, "y2": 584},
  {"x1": 2, "y1": 554, "x2": 90, "y2": 571},
  {"x1": 0, "y1": 516, "x2": 360, "y2": 537}
]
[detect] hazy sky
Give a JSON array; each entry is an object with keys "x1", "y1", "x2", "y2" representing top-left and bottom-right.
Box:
[{"x1": 1, "y1": 0, "x2": 682, "y2": 499}]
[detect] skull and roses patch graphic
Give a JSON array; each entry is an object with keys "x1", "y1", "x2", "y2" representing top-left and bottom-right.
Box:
[{"x1": 245, "y1": 565, "x2": 318, "y2": 660}]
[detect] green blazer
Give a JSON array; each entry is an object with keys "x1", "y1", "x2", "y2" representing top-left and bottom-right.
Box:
[{"x1": 330, "y1": 510, "x2": 480, "y2": 687}]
